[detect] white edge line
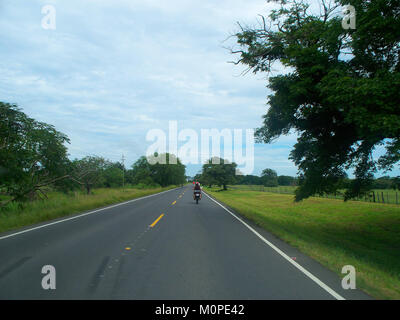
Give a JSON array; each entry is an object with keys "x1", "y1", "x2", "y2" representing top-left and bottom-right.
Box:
[
  {"x1": 203, "y1": 192, "x2": 345, "y2": 301},
  {"x1": 0, "y1": 187, "x2": 180, "y2": 241}
]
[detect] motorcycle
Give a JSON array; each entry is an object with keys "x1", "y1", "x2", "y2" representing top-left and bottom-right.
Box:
[{"x1": 194, "y1": 190, "x2": 201, "y2": 204}]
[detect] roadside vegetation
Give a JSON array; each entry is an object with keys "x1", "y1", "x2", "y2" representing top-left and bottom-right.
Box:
[
  {"x1": 0, "y1": 185, "x2": 176, "y2": 235},
  {"x1": 229, "y1": 185, "x2": 400, "y2": 205},
  {"x1": 194, "y1": 162, "x2": 400, "y2": 205},
  {"x1": 230, "y1": 0, "x2": 400, "y2": 202},
  {"x1": 216, "y1": 2, "x2": 400, "y2": 297},
  {"x1": 205, "y1": 187, "x2": 400, "y2": 300},
  {"x1": 1, "y1": 102, "x2": 187, "y2": 233}
]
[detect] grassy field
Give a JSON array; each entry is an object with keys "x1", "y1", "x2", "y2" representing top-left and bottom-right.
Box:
[
  {"x1": 205, "y1": 187, "x2": 400, "y2": 300},
  {"x1": 0, "y1": 186, "x2": 176, "y2": 235},
  {"x1": 230, "y1": 185, "x2": 400, "y2": 205}
]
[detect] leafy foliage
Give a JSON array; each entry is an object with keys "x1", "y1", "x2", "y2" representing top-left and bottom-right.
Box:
[
  {"x1": 1, "y1": 102, "x2": 185, "y2": 207},
  {"x1": 0, "y1": 102, "x2": 70, "y2": 203},
  {"x1": 103, "y1": 162, "x2": 124, "y2": 188},
  {"x1": 261, "y1": 168, "x2": 279, "y2": 187},
  {"x1": 236, "y1": 174, "x2": 263, "y2": 185},
  {"x1": 128, "y1": 153, "x2": 186, "y2": 187},
  {"x1": 278, "y1": 175, "x2": 298, "y2": 186},
  {"x1": 201, "y1": 157, "x2": 238, "y2": 190},
  {"x1": 232, "y1": 0, "x2": 400, "y2": 201},
  {"x1": 70, "y1": 156, "x2": 109, "y2": 194}
]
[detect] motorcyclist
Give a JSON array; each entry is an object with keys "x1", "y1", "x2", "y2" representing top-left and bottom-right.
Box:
[{"x1": 193, "y1": 182, "x2": 202, "y2": 200}]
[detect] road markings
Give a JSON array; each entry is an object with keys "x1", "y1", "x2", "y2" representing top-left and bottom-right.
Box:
[
  {"x1": 0, "y1": 187, "x2": 180, "y2": 241},
  {"x1": 150, "y1": 214, "x2": 165, "y2": 228},
  {"x1": 172, "y1": 201, "x2": 177, "y2": 205},
  {"x1": 203, "y1": 192, "x2": 345, "y2": 301},
  {"x1": 125, "y1": 247, "x2": 131, "y2": 251}
]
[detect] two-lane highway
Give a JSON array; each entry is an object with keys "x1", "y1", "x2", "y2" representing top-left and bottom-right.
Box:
[{"x1": 0, "y1": 186, "x2": 371, "y2": 299}]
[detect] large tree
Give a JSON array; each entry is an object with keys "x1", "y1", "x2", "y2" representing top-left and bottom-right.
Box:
[
  {"x1": 129, "y1": 153, "x2": 186, "y2": 187},
  {"x1": 232, "y1": 0, "x2": 400, "y2": 201},
  {"x1": 70, "y1": 156, "x2": 107, "y2": 194},
  {"x1": 0, "y1": 102, "x2": 70, "y2": 205},
  {"x1": 103, "y1": 161, "x2": 124, "y2": 188},
  {"x1": 202, "y1": 157, "x2": 238, "y2": 190},
  {"x1": 261, "y1": 168, "x2": 279, "y2": 187},
  {"x1": 150, "y1": 153, "x2": 186, "y2": 187}
]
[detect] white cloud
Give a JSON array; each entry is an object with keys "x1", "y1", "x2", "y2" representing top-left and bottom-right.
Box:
[{"x1": 4, "y1": 0, "x2": 393, "y2": 178}]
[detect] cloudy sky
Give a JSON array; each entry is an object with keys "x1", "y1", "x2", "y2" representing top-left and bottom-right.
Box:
[{"x1": 0, "y1": 0, "x2": 397, "y2": 177}]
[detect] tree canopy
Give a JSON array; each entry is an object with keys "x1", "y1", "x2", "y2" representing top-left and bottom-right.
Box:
[
  {"x1": 0, "y1": 102, "x2": 70, "y2": 202},
  {"x1": 277, "y1": 175, "x2": 298, "y2": 186},
  {"x1": 1, "y1": 102, "x2": 186, "y2": 207},
  {"x1": 236, "y1": 174, "x2": 263, "y2": 185},
  {"x1": 261, "y1": 168, "x2": 279, "y2": 187},
  {"x1": 232, "y1": 0, "x2": 400, "y2": 201},
  {"x1": 70, "y1": 156, "x2": 109, "y2": 194},
  {"x1": 129, "y1": 153, "x2": 186, "y2": 187},
  {"x1": 202, "y1": 157, "x2": 238, "y2": 190}
]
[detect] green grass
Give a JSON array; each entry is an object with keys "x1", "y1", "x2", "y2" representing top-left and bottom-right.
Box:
[
  {"x1": 205, "y1": 187, "x2": 400, "y2": 300},
  {"x1": 230, "y1": 185, "x2": 400, "y2": 204},
  {"x1": 0, "y1": 186, "x2": 176, "y2": 235}
]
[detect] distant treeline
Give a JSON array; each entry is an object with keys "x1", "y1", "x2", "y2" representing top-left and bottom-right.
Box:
[
  {"x1": 193, "y1": 164, "x2": 299, "y2": 189},
  {"x1": 236, "y1": 174, "x2": 298, "y2": 187},
  {"x1": 347, "y1": 176, "x2": 400, "y2": 190},
  {"x1": 0, "y1": 102, "x2": 186, "y2": 208},
  {"x1": 221, "y1": 170, "x2": 399, "y2": 190}
]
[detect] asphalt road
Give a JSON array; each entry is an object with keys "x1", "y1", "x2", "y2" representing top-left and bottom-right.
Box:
[{"x1": 0, "y1": 186, "x2": 371, "y2": 300}]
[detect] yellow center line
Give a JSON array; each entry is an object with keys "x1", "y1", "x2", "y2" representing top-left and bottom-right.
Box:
[{"x1": 150, "y1": 214, "x2": 164, "y2": 228}]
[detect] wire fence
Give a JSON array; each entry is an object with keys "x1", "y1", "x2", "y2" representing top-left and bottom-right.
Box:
[{"x1": 228, "y1": 185, "x2": 400, "y2": 205}]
